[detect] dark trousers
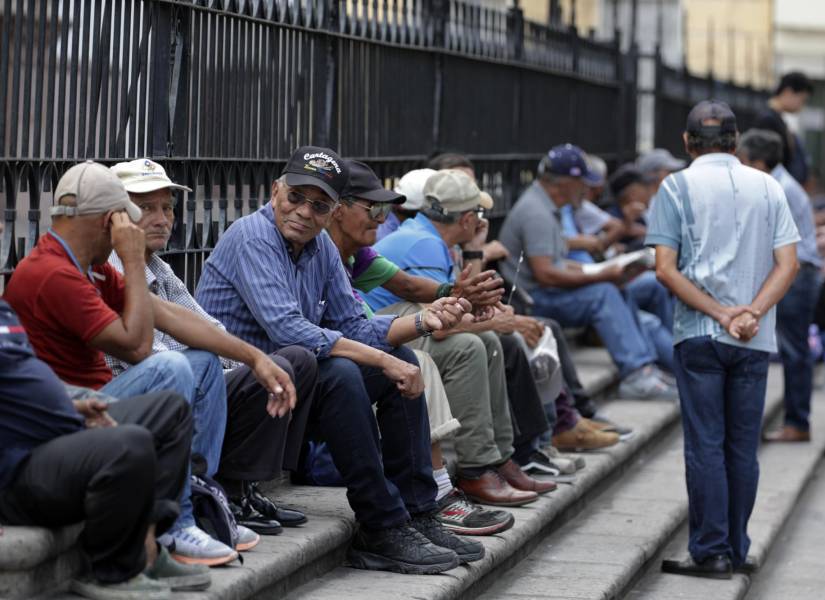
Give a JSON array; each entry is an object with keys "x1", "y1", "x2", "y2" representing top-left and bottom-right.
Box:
[
  {"x1": 674, "y1": 337, "x2": 769, "y2": 567},
  {"x1": 777, "y1": 264, "x2": 819, "y2": 431},
  {"x1": 312, "y1": 345, "x2": 436, "y2": 529},
  {"x1": 0, "y1": 392, "x2": 192, "y2": 583},
  {"x1": 217, "y1": 346, "x2": 318, "y2": 482},
  {"x1": 499, "y1": 333, "x2": 550, "y2": 449}
]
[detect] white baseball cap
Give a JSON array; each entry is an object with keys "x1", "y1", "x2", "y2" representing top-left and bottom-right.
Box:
[
  {"x1": 394, "y1": 168, "x2": 437, "y2": 211},
  {"x1": 51, "y1": 161, "x2": 142, "y2": 223},
  {"x1": 110, "y1": 159, "x2": 193, "y2": 194}
]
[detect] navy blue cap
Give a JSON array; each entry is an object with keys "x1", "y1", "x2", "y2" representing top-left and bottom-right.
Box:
[
  {"x1": 282, "y1": 146, "x2": 350, "y2": 202},
  {"x1": 538, "y1": 144, "x2": 593, "y2": 181}
]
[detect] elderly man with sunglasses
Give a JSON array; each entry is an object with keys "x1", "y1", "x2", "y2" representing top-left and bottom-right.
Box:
[{"x1": 195, "y1": 146, "x2": 478, "y2": 575}]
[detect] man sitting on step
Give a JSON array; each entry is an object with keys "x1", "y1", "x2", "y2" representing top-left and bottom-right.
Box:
[
  {"x1": 0, "y1": 298, "x2": 208, "y2": 600},
  {"x1": 105, "y1": 158, "x2": 319, "y2": 536},
  {"x1": 196, "y1": 145, "x2": 482, "y2": 575}
]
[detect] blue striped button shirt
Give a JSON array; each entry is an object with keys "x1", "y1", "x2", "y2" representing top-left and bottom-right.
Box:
[{"x1": 195, "y1": 202, "x2": 396, "y2": 357}]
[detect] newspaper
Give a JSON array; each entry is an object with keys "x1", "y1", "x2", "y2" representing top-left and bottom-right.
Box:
[{"x1": 580, "y1": 247, "x2": 655, "y2": 275}]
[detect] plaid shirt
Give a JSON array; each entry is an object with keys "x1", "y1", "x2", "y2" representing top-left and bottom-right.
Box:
[{"x1": 105, "y1": 253, "x2": 239, "y2": 375}]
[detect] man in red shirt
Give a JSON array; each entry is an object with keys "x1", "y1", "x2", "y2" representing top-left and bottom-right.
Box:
[{"x1": 4, "y1": 161, "x2": 294, "y2": 566}]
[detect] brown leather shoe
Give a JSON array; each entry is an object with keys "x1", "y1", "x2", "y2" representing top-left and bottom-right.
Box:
[
  {"x1": 763, "y1": 425, "x2": 810, "y2": 443},
  {"x1": 457, "y1": 471, "x2": 539, "y2": 507},
  {"x1": 552, "y1": 420, "x2": 620, "y2": 451},
  {"x1": 497, "y1": 459, "x2": 556, "y2": 494}
]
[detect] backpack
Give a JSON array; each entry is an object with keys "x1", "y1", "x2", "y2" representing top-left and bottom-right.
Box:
[
  {"x1": 295, "y1": 440, "x2": 345, "y2": 487},
  {"x1": 189, "y1": 456, "x2": 242, "y2": 561}
]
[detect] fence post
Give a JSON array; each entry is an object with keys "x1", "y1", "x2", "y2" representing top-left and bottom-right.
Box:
[
  {"x1": 506, "y1": 1, "x2": 524, "y2": 62},
  {"x1": 426, "y1": 0, "x2": 449, "y2": 150},
  {"x1": 149, "y1": 2, "x2": 175, "y2": 157},
  {"x1": 319, "y1": 0, "x2": 341, "y2": 149}
]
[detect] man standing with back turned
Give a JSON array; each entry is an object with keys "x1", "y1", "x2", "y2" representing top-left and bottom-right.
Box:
[{"x1": 648, "y1": 100, "x2": 800, "y2": 579}]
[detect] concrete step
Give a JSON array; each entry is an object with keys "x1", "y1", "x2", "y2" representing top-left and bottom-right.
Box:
[
  {"x1": 4, "y1": 348, "x2": 629, "y2": 600},
  {"x1": 745, "y1": 460, "x2": 825, "y2": 600},
  {"x1": 626, "y1": 375, "x2": 825, "y2": 600},
  {"x1": 475, "y1": 366, "x2": 793, "y2": 600}
]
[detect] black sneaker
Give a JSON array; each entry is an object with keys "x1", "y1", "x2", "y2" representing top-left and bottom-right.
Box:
[
  {"x1": 435, "y1": 489, "x2": 514, "y2": 536},
  {"x1": 347, "y1": 524, "x2": 460, "y2": 574},
  {"x1": 245, "y1": 482, "x2": 308, "y2": 527},
  {"x1": 228, "y1": 496, "x2": 283, "y2": 536},
  {"x1": 410, "y1": 514, "x2": 485, "y2": 564}
]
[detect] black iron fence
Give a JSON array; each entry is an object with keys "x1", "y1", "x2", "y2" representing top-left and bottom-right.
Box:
[
  {"x1": 1, "y1": 0, "x2": 638, "y2": 288},
  {"x1": 654, "y1": 57, "x2": 769, "y2": 158}
]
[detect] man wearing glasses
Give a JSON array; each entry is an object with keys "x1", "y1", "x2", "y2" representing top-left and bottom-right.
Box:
[{"x1": 196, "y1": 146, "x2": 476, "y2": 575}]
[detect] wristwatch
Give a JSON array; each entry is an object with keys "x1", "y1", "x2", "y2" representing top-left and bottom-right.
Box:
[
  {"x1": 462, "y1": 250, "x2": 484, "y2": 261},
  {"x1": 415, "y1": 311, "x2": 433, "y2": 337}
]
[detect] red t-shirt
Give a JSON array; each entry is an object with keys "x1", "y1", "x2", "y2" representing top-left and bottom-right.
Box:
[{"x1": 3, "y1": 233, "x2": 126, "y2": 389}]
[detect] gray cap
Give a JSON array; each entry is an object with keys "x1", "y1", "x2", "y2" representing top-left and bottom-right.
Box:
[
  {"x1": 637, "y1": 148, "x2": 686, "y2": 174},
  {"x1": 51, "y1": 161, "x2": 142, "y2": 223}
]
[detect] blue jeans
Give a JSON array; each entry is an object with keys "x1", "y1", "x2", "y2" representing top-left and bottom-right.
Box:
[
  {"x1": 674, "y1": 336, "x2": 769, "y2": 568},
  {"x1": 531, "y1": 282, "x2": 656, "y2": 378},
  {"x1": 312, "y1": 346, "x2": 436, "y2": 529},
  {"x1": 638, "y1": 311, "x2": 675, "y2": 373},
  {"x1": 101, "y1": 351, "x2": 198, "y2": 529},
  {"x1": 181, "y1": 350, "x2": 228, "y2": 477},
  {"x1": 624, "y1": 271, "x2": 674, "y2": 331},
  {"x1": 776, "y1": 264, "x2": 819, "y2": 431}
]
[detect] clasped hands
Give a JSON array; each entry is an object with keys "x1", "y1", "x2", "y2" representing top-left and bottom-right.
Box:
[{"x1": 718, "y1": 305, "x2": 761, "y2": 342}]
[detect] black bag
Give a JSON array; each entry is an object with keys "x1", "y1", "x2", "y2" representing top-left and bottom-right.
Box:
[{"x1": 189, "y1": 455, "x2": 241, "y2": 562}]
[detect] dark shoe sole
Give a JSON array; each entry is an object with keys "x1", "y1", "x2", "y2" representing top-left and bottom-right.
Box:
[
  {"x1": 237, "y1": 520, "x2": 283, "y2": 536},
  {"x1": 437, "y1": 515, "x2": 515, "y2": 536},
  {"x1": 661, "y1": 561, "x2": 732, "y2": 580},
  {"x1": 455, "y1": 548, "x2": 485, "y2": 564},
  {"x1": 277, "y1": 516, "x2": 308, "y2": 527},
  {"x1": 346, "y1": 548, "x2": 460, "y2": 574}
]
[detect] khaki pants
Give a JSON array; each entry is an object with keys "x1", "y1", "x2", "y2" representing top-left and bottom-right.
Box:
[
  {"x1": 412, "y1": 350, "x2": 461, "y2": 443},
  {"x1": 379, "y1": 302, "x2": 514, "y2": 470}
]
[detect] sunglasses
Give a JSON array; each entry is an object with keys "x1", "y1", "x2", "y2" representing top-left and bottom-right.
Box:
[
  {"x1": 286, "y1": 189, "x2": 336, "y2": 215},
  {"x1": 349, "y1": 199, "x2": 393, "y2": 220}
]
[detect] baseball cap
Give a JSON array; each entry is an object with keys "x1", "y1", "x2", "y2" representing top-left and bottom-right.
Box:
[
  {"x1": 281, "y1": 145, "x2": 349, "y2": 202},
  {"x1": 636, "y1": 148, "x2": 686, "y2": 174},
  {"x1": 686, "y1": 100, "x2": 738, "y2": 137},
  {"x1": 394, "y1": 168, "x2": 436, "y2": 211},
  {"x1": 609, "y1": 164, "x2": 654, "y2": 199},
  {"x1": 584, "y1": 154, "x2": 607, "y2": 187},
  {"x1": 110, "y1": 159, "x2": 193, "y2": 194},
  {"x1": 423, "y1": 169, "x2": 494, "y2": 215},
  {"x1": 51, "y1": 161, "x2": 142, "y2": 223},
  {"x1": 341, "y1": 161, "x2": 405, "y2": 204},
  {"x1": 538, "y1": 144, "x2": 592, "y2": 180}
]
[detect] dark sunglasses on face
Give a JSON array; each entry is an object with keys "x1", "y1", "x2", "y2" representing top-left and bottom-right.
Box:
[
  {"x1": 349, "y1": 199, "x2": 393, "y2": 220},
  {"x1": 286, "y1": 189, "x2": 336, "y2": 215}
]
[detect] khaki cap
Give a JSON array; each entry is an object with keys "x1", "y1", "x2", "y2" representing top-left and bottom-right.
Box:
[
  {"x1": 51, "y1": 161, "x2": 142, "y2": 223},
  {"x1": 423, "y1": 169, "x2": 493, "y2": 215},
  {"x1": 110, "y1": 159, "x2": 193, "y2": 194}
]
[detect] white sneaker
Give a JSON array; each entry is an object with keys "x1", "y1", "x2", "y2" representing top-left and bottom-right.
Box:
[
  {"x1": 544, "y1": 444, "x2": 585, "y2": 471},
  {"x1": 618, "y1": 365, "x2": 679, "y2": 400},
  {"x1": 236, "y1": 525, "x2": 260, "y2": 552},
  {"x1": 158, "y1": 525, "x2": 238, "y2": 567}
]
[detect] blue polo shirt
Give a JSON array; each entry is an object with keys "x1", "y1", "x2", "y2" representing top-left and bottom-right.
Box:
[{"x1": 365, "y1": 213, "x2": 454, "y2": 311}]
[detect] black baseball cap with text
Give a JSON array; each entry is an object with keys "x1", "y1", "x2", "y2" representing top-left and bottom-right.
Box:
[
  {"x1": 282, "y1": 145, "x2": 350, "y2": 202},
  {"x1": 685, "y1": 100, "x2": 738, "y2": 138}
]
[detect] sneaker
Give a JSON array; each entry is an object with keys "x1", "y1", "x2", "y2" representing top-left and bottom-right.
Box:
[
  {"x1": 158, "y1": 525, "x2": 238, "y2": 567},
  {"x1": 552, "y1": 420, "x2": 620, "y2": 451},
  {"x1": 71, "y1": 573, "x2": 170, "y2": 600},
  {"x1": 145, "y1": 545, "x2": 211, "y2": 591},
  {"x1": 347, "y1": 524, "x2": 460, "y2": 574},
  {"x1": 435, "y1": 488, "x2": 514, "y2": 536},
  {"x1": 246, "y1": 482, "x2": 308, "y2": 527},
  {"x1": 543, "y1": 445, "x2": 585, "y2": 471},
  {"x1": 518, "y1": 449, "x2": 561, "y2": 476},
  {"x1": 235, "y1": 525, "x2": 260, "y2": 552},
  {"x1": 618, "y1": 365, "x2": 679, "y2": 400},
  {"x1": 229, "y1": 494, "x2": 283, "y2": 536},
  {"x1": 410, "y1": 514, "x2": 485, "y2": 564}
]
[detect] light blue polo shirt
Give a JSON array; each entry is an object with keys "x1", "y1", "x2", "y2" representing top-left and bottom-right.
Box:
[
  {"x1": 646, "y1": 153, "x2": 800, "y2": 353},
  {"x1": 772, "y1": 164, "x2": 822, "y2": 268},
  {"x1": 365, "y1": 213, "x2": 454, "y2": 311}
]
